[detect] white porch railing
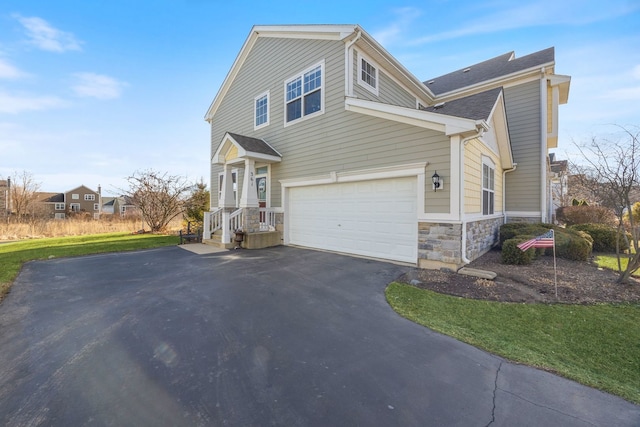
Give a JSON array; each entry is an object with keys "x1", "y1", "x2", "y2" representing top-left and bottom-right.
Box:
[
  {"x1": 204, "y1": 208, "x2": 244, "y2": 244},
  {"x1": 259, "y1": 208, "x2": 276, "y2": 231}
]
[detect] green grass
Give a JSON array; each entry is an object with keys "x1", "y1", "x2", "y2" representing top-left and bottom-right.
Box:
[
  {"x1": 594, "y1": 253, "x2": 640, "y2": 277},
  {"x1": 386, "y1": 282, "x2": 640, "y2": 404},
  {"x1": 0, "y1": 233, "x2": 179, "y2": 300}
]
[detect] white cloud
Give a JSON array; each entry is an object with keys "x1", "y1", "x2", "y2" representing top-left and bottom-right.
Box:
[
  {"x1": 633, "y1": 65, "x2": 640, "y2": 80},
  {"x1": 13, "y1": 15, "x2": 82, "y2": 53},
  {"x1": 72, "y1": 73, "x2": 127, "y2": 100},
  {"x1": 0, "y1": 58, "x2": 27, "y2": 79},
  {"x1": 371, "y1": 7, "x2": 422, "y2": 46},
  {"x1": 0, "y1": 90, "x2": 68, "y2": 113}
]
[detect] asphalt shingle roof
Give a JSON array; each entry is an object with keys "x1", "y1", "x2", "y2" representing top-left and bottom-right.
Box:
[
  {"x1": 424, "y1": 47, "x2": 555, "y2": 95},
  {"x1": 228, "y1": 132, "x2": 281, "y2": 158},
  {"x1": 421, "y1": 87, "x2": 503, "y2": 121}
]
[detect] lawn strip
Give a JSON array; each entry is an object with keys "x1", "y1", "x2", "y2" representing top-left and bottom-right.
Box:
[{"x1": 386, "y1": 282, "x2": 640, "y2": 404}]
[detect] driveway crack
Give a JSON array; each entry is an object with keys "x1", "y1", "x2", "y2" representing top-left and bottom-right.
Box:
[{"x1": 484, "y1": 360, "x2": 502, "y2": 427}]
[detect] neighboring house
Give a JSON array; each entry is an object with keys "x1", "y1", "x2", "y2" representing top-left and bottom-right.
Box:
[
  {"x1": 203, "y1": 25, "x2": 570, "y2": 270},
  {"x1": 549, "y1": 153, "x2": 568, "y2": 222},
  {"x1": 39, "y1": 185, "x2": 102, "y2": 219},
  {"x1": 112, "y1": 196, "x2": 139, "y2": 217},
  {"x1": 0, "y1": 178, "x2": 9, "y2": 219},
  {"x1": 101, "y1": 197, "x2": 117, "y2": 215}
]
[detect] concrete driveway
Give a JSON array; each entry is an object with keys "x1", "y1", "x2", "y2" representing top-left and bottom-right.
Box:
[{"x1": 0, "y1": 246, "x2": 638, "y2": 426}]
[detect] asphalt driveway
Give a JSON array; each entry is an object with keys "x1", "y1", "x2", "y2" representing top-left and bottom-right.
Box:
[{"x1": 0, "y1": 246, "x2": 638, "y2": 426}]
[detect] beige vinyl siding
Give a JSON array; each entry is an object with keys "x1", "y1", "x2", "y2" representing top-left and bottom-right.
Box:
[
  {"x1": 210, "y1": 36, "x2": 450, "y2": 214},
  {"x1": 353, "y1": 51, "x2": 417, "y2": 108},
  {"x1": 503, "y1": 80, "x2": 541, "y2": 212},
  {"x1": 464, "y1": 139, "x2": 502, "y2": 214}
]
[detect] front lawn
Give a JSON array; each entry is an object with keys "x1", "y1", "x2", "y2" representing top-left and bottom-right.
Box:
[
  {"x1": 0, "y1": 233, "x2": 179, "y2": 301},
  {"x1": 594, "y1": 253, "x2": 640, "y2": 278},
  {"x1": 386, "y1": 282, "x2": 640, "y2": 404}
]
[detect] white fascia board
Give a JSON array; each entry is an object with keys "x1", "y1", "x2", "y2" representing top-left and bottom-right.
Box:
[
  {"x1": 549, "y1": 74, "x2": 571, "y2": 104},
  {"x1": 345, "y1": 97, "x2": 477, "y2": 136},
  {"x1": 253, "y1": 25, "x2": 356, "y2": 41},
  {"x1": 242, "y1": 152, "x2": 282, "y2": 163},
  {"x1": 205, "y1": 25, "x2": 357, "y2": 121},
  {"x1": 487, "y1": 91, "x2": 514, "y2": 169}
]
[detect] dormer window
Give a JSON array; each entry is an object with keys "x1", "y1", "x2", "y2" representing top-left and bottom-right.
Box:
[{"x1": 357, "y1": 54, "x2": 379, "y2": 95}]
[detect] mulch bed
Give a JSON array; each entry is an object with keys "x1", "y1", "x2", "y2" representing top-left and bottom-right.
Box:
[{"x1": 397, "y1": 249, "x2": 640, "y2": 304}]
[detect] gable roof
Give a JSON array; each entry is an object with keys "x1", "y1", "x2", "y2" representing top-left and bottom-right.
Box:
[
  {"x1": 424, "y1": 47, "x2": 555, "y2": 96},
  {"x1": 420, "y1": 87, "x2": 503, "y2": 121},
  {"x1": 227, "y1": 132, "x2": 281, "y2": 157},
  {"x1": 213, "y1": 132, "x2": 282, "y2": 164},
  {"x1": 38, "y1": 192, "x2": 64, "y2": 203}
]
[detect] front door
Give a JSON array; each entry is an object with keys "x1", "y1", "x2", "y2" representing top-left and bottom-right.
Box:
[{"x1": 256, "y1": 166, "x2": 268, "y2": 208}]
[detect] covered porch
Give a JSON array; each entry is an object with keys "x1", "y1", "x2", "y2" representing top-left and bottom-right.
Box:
[{"x1": 203, "y1": 132, "x2": 282, "y2": 248}]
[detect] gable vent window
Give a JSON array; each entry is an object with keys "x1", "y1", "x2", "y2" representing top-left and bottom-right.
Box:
[
  {"x1": 285, "y1": 62, "x2": 324, "y2": 124},
  {"x1": 482, "y1": 160, "x2": 495, "y2": 215},
  {"x1": 357, "y1": 55, "x2": 379, "y2": 95},
  {"x1": 254, "y1": 91, "x2": 269, "y2": 129}
]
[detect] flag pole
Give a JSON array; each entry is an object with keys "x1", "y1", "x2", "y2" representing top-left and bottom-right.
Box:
[{"x1": 552, "y1": 229, "x2": 558, "y2": 299}]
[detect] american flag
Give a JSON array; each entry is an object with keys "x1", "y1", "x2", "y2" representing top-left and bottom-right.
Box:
[{"x1": 517, "y1": 230, "x2": 555, "y2": 251}]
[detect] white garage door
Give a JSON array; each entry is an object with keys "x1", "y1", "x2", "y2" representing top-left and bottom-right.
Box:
[{"x1": 288, "y1": 177, "x2": 418, "y2": 263}]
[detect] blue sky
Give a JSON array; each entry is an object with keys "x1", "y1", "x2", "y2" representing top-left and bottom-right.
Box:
[{"x1": 0, "y1": 0, "x2": 638, "y2": 193}]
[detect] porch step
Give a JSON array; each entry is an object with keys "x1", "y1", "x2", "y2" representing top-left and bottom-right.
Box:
[{"x1": 203, "y1": 234, "x2": 235, "y2": 249}]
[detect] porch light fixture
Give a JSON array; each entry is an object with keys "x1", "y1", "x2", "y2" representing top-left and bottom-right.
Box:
[{"x1": 432, "y1": 171, "x2": 441, "y2": 191}]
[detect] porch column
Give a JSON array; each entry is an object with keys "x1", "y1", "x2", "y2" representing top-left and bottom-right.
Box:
[
  {"x1": 220, "y1": 163, "x2": 236, "y2": 208},
  {"x1": 239, "y1": 159, "x2": 259, "y2": 208}
]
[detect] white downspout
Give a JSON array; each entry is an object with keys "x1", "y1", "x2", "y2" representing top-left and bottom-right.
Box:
[
  {"x1": 503, "y1": 164, "x2": 517, "y2": 223},
  {"x1": 344, "y1": 30, "x2": 362, "y2": 98},
  {"x1": 459, "y1": 125, "x2": 487, "y2": 264},
  {"x1": 540, "y1": 69, "x2": 548, "y2": 222}
]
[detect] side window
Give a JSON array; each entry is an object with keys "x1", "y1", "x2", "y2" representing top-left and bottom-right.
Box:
[
  {"x1": 285, "y1": 62, "x2": 324, "y2": 125},
  {"x1": 357, "y1": 54, "x2": 379, "y2": 95},
  {"x1": 482, "y1": 159, "x2": 495, "y2": 215},
  {"x1": 254, "y1": 91, "x2": 269, "y2": 129}
]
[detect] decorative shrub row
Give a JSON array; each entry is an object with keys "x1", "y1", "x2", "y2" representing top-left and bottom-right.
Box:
[
  {"x1": 500, "y1": 223, "x2": 593, "y2": 265},
  {"x1": 568, "y1": 223, "x2": 630, "y2": 253}
]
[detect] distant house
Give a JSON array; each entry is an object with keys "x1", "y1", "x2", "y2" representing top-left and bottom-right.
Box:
[
  {"x1": 102, "y1": 195, "x2": 139, "y2": 217},
  {"x1": 203, "y1": 25, "x2": 570, "y2": 270},
  {"x1": 39, "y1": 185, "x2": 102, "y2": 219}
]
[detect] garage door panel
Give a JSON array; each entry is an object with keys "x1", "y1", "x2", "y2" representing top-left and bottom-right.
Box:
[{"x1": 288, "y1": 177, "x2": 417, "y2": 263}]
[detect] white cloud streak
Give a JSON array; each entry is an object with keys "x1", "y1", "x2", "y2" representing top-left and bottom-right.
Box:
[
  {"x1": 13, "y1": 15, "x2": 82, "y2": 53},
  {"x1": 72, "y1": 73, "x2": 127, "y2": 100},
  {"x1": 0, "y1": 90, "x2": 68, "y2": 113},
  {"x1": 0, "y1": 58, "x2": 27, "y2": 79}
]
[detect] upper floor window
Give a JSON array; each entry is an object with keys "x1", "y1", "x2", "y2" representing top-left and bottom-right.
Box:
[
  {"x1": 84, "y1": 194, "x2": 95, "y2": 201},
  {"x1": 55, "y1": 203, "x2": 65, "y2": 210},
  {"x1": 72, "y1": 193, "x2": 79, "y2": 200},
  {"x1": 254, "y1": 91, "x2": 269, "y2": 129},
  {"x1": 482, "y1": 159, "x2": 495, "y2": 215},
  {"x1": 358, "y1": 55, "x2": 378, "y2": 95},
  {"x1": 94, "y1": 203, "x2": 99, "y2": 211},
  {"x1": 285, "y1": 62, "x2": 324, "y2": 124}
]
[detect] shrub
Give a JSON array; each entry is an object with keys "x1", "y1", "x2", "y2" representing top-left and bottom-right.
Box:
[
  {"x1": 502, "y1": 237, "x2": 536, "y2": 265},
  {"x1": 499, "y1": 223, "x2": 593, "y2": 263},
  {"x1": 569, "y1": 223, "x2": 630, "y2": 252},
  {"x1": 556, "y1": 205, "x2": 616, "y2": 226}
]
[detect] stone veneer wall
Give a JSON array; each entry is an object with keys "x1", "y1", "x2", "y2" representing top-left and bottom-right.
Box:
[
  {"x1": 242, "y1": 207, "x2": 261, "y2": 233},
  {"x1": 418, "y1": 222, "x2": 463, "y2": 271},
  {"x1": 465, "y1": 217, "x2": 503, "y2": 261},
  {"x1": 505, "y1": 216, "x2": 541, "y2": 224}
]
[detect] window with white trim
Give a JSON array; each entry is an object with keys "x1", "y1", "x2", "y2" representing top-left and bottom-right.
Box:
[
  {"x1": 55, "y1": 203, "x2": 65, "y2": 210},
  {"x1": 84, "y1": 194, "x2": 95, "y2": 201},
  {"x1": 285, "y1": 62, "x2": 323, "y2": 124},
  {"x1": 482, "y1": 159, "x2": 495, "y2": 215},
  {"x1": 357, "y1": 55, "x2": 378, "y2": 95},
  {"x1": 72, "y1": 193, "x2": 79, "y2": 200},
  {"x1": 94, "y1": 203, "x2": 99, "y2": 211},
  {"x1": 254, "y1": 91, "x2": 269, "y2": 129},
  {"x1": 70, "y1": 203, "x2": 80, "y2": 212}
]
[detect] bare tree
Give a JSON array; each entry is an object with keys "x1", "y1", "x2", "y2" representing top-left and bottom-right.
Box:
[
  {"x1": 573, "y1": 125, "x2": 640, "y2": 283},
  {"x1": 10, "y1": 170, "x2": 42, "y2": 222},
  {"x1": 121, "y1": 169, "x2": 193, "y2": 233}
]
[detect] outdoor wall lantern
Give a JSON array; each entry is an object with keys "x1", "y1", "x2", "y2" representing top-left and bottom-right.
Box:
[{"x1": 432, "y1": 171, "x2": 441, "y2": 191}]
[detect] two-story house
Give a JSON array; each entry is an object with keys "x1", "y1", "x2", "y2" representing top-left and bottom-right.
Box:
[
  {"x1": 40, "y1": 185, "x2": 102, "y2": 219},
  {"x1": 0, "y1": 178, "x2": 10, "y2": 220},
  {"x1": 203, "y1": 25, "x2": 570, "y2": 270}
]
